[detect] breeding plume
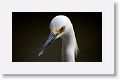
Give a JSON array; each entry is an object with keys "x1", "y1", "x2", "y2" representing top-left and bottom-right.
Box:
[{"x1": 38, "y1": 15, "x2": 79, "y2": 62}]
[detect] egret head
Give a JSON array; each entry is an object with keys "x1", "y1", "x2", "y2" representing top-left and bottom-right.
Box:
[
  {"x1": 50, "y1": 15, "x2": 72, "y2": 39},
  {"x1": 38, "y1": 15, "x2": 72, "y2": 56}
]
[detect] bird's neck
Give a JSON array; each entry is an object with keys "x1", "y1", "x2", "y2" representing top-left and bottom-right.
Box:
[{"x1": 62, "y1": 29, "x2": 77, "y2": 62}]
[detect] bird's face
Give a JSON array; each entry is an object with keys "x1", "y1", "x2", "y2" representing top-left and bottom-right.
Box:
[
  {"x1": 37, "y1": 15, "x2": 70, "y2": 56},
  {"x1": 50, "y1": 26, "x2": 65, "y2": 39}
]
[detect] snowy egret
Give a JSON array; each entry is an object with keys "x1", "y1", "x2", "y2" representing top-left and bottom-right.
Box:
[{"x1": 37, "y1": 15, "x2": 79, "y2": 62}]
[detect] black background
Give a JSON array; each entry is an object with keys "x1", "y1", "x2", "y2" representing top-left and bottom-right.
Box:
[{"x1": 12, "y1": 12, "x2": 102, "y2": 62}]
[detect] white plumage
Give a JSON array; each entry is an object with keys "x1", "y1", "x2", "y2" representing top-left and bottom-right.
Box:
[{"x1": 38, "y1": 15, "x2": 79, "y2": 62}]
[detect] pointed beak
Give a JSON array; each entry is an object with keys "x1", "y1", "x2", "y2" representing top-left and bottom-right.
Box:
[{"x1": 37, "y1": 33, "x2": 57, "y2": 56}]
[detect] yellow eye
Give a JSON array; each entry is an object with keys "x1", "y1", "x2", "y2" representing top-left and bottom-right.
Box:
[
  {"x1": 51, "y1": 26, "x2": 65, "y2": 35},
  {"x1": 59, "y1": 26, "x2": 65, "y2": 33}
]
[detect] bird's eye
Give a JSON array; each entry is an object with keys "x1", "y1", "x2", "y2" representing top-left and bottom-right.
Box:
[
  {"x1": 59, "y1": 26, "x2": 65, "y2": 33},
  {"x1": 51, "y1": 26, "x2": 65, "y2": 35}
]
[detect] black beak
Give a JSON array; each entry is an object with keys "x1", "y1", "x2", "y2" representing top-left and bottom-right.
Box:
[{"x1": 37, "y1": 33, "x2": 57, "y2": 56}]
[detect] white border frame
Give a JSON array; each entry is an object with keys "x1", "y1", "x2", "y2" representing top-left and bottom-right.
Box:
[{"x1": 0, "y1": 0, "x2": 114, "y2": 74}]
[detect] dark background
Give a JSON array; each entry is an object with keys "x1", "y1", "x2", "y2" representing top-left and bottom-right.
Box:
[{"x1": 12, "y1": 12, "x2": 102, "y2": 62}]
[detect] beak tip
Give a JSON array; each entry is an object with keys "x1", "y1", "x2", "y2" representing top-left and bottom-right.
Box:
[{"x1": 38, "y1": 50, "x2": 44, "y2": 56}]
